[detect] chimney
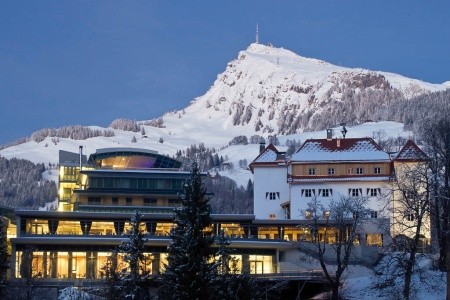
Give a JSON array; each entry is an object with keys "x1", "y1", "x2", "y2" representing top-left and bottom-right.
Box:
[
  {"x1": 79, "y1": 146, "x2": 83, "y2": 171},
  {"x1": 259, "y1": 138, "x2": 266, "y2": 153},
  {"x1": 326, "y1": 129, "x2": 333, "y2": 141}
]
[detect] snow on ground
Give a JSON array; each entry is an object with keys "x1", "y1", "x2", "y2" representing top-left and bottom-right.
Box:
[
  {"x1": 58, "y1": 287, "x2": 103, "y2": 300},
  {"x1": 342, "y1": 254, "x2": 446, "y2": 300},
  {"x1": 1, "y1": 121, "x2": 412, "y2": 188}
]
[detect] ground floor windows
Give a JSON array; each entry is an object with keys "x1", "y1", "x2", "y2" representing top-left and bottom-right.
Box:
[
  {"x1": 14, "y1": 250, "x2": 274, "y2": 278},
  {"x1": 249, "y1": 255, "x2": 273, "y2": 274},
  {"x1": 15, "y1": 251, "x2": 154, "y2": 279}
]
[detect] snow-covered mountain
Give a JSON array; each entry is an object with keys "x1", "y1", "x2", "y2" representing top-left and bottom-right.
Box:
[
  {"x1": 0, "y1": 43, "x2": 447, "y2": 185},
  {"x1": 161, "y1": 43, "x2": 447, "y2": 138}
]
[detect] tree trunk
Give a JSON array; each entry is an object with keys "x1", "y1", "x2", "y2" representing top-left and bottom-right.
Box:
[
  {"x1": 403, "y1": 260, "x2": 413, "y2": 300},
  {"x1": 331, "y1": 283, "x2": 340, "y2": 300}
]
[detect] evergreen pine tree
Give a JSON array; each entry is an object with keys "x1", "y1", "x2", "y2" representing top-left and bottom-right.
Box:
[
  {"x1": 210, "y1": 230, "x2": 260, "y2": 300},
  {"x1": 107, "y1": 212, "x2": 152, "y2": 299},
  {"x1": 158, "y1": 163, "x2": 214, "y2": 300}
]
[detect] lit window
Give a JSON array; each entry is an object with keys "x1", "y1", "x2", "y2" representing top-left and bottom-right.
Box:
[
  {"x1": 356, "y1": 168, "x2": 364, "y2": 174},
  {"x1": 328, "y1": 168, "x2": 335, "y2": 175},
  {"x1": 366, "y1": 234, "x2": 383, "y2": 246},
  {"x1": 374, "y1": 167, "x2": 381, "y2": 174},
  {"x1": 309, "y1": 168, "x2": 316, "y2": 175},
  {"x1": 323, "y1": 211, "x2": 330, "y2": 219}
]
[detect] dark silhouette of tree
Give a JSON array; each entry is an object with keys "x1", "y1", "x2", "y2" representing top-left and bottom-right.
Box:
[
  {"x1": 158, "y1": 163, "x2": 214, "y2": 299},
  {"x1": 104, "y1": 212, "x2": 152, "y2": 299},
  {"x1": 390, "y1": 162, "x2": 431, "y2": 300},
  {"x1": 299, "y1": 196, "x2": 368, "y2": 300}
]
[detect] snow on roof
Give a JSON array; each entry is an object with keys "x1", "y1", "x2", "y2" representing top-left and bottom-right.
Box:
[
  {"x1": 395, "y1": 140, "x2": 428, "y2": 161},
  {"x1": 249, "y1": 144, "x2": 287, "y2": 173},
  {"x1": 291, "y1": 138, "x2": 390, "y2": 162},
  {"x1": 253, "y1": 144, "x2": 280, "y2": 163}
]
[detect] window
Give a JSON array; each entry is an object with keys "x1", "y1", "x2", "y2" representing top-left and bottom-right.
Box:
[
  {"x1": 144, "y1": 198, "x2": 157, "y2": 205},
  {"x1": 356, "y1": 168, "x2": 364, "y2": 175},
  {"x1": 405, "y1": 211, "x2": 417, "y2": 221},
  {"x1": 126, "y1": 197, "x2": 132, "y2": 206},
  {"x1": 88, "y1": 197, "x2": 101, "y2": 204},
  {"x1": 266, "y1": 192, "x2": 280, "y2": 200},
  {"x1": 323, "y1": 211, "x2": 330, "y2": 219},
  {"x1": 112, "y1": 197, "x2": 118, "y2": 204},
  {"x1": 308, "y1": 168, "x2": 316, "y2": 175},
  {"x1": 366, "y1": 234, "x2": 383, "y2": 246},
  {"x1": 321, "y1": 189, "x2": 332, "y2": 197},
  {"x1": 347, "y1": 168, "x2": 354, "y2": 174},
  {"x1": 370, "y1": 210, "x2": 378, "y2": 218},
  {"x1": 328, "y1": 168, "x2": 335, "y2": 175},
  {"x1": 269, "y1": 214, "x2": 276, "y2": 219},
  {"x1": 349, "y1": 188, "x2": 361, "y2": 197},
  {"x1": 302, "y1": 189, "x2": 314, "y2": 197},
  {"x1": 168, "y1": 198, "x2": 180, "y2": 205},
  {"x1": 367, "y1": 188, "x2": 379, "y2": 197},
  {"x1": 138, "y1": 179, "x2": 148, "y2": 189},
  {"x1": 374, "y1": 167, "x2": 381, "y2": 174}
]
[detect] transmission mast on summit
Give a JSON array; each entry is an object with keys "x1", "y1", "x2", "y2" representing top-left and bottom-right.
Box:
[{"x1": 256, "y1": 23, "x2": 259, "y2": 44}]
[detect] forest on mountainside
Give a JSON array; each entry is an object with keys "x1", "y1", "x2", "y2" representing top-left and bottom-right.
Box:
[
  {"x1": 307, "y1": 85, "x2": 450, "y2": 135},
  {"x1": 174, "y1": 143, "x2": 254, "y2": 214},
  {"x1": 0, "y1": 156, "x2": 57, "y2": 209}
]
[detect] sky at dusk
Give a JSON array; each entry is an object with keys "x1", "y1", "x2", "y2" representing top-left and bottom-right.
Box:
[{"x1": 1, "y1": 1, "x2": 449, "y2": 145}]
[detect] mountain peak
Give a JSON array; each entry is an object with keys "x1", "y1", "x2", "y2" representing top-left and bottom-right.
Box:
[
  {"x1": 244, "y1": 43, "x2": 329, "y2": 67},
  {"x1": 164, "y1": 43, "x2": 448, "y2": 140}
]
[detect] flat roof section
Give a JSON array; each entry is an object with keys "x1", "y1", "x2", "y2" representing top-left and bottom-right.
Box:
[{"x1": 88, "y1": 148, "x2": 181, "y2": 170}]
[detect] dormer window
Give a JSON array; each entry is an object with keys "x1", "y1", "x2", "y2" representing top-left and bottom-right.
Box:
[{"x1": 308, "y1": 168, "x2": 316, "y2": 175}]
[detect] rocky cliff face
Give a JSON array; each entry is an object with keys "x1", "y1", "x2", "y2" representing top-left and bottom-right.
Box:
[{"x1": 163, "y1": 43, "x2": 446, "y2": 136}]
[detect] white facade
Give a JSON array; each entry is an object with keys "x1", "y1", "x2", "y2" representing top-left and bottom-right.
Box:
[
  {"x1": 253, "y1": 165, "x2": 289, "y2": 219},
  {"x1": 289, "y1": 180, "x2": 391, "y2": 220}
]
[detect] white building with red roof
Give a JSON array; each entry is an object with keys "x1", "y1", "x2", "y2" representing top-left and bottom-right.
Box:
[{"x1": 250, "y1": 136, "x2": 429, "y2": 248}]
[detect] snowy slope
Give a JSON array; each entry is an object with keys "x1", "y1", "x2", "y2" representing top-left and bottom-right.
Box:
[
  {"x1": 161, "y1": 43, "x2": 447, "y2": 139},
  {"x1": 1, "y1": 43, "x2": 445, "y2": 185},
  {"x1": 0, "y1": 121, "x2": 411, "y2": 187}
]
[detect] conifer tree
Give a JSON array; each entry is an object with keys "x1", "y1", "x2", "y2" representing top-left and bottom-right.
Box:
[
  {"x1": 106, "y1": 212, "x2": 152, "y2": 299},
  {"x1": 210, "y1": 230, "x2": 262, "y2": 300},
  {"x1": 158, "y1": 163, "x2": 214, "y2": 300}
]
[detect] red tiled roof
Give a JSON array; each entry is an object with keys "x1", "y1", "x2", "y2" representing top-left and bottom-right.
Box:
[
  {"x1": 291, "y1": 137, "x2": 390, "y2": 162},
  {"x1": 249, "y1": 144, "x2": 286, "y2": 172},
  {"x1": 395, "y1": 140, "x2": 428, "y2": 161}
]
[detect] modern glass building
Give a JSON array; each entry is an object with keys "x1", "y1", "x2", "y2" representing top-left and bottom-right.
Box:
[{"x1": 9, "y1": 148, "x2": 286, "y2": 280}]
